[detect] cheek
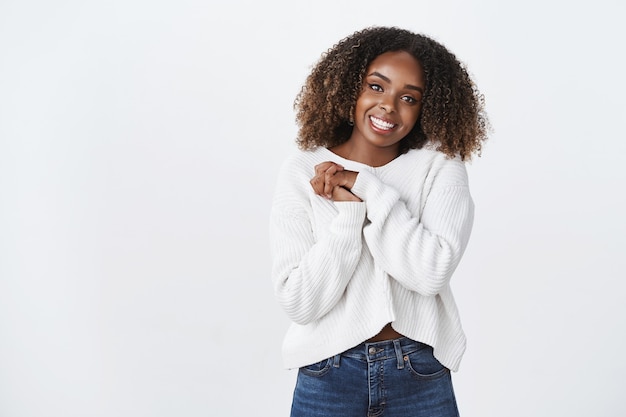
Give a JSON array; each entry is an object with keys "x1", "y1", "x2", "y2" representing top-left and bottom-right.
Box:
[
  {"x1": 402, "y1": 108, "x2": 422, "y2": 130},
  {"x1": 355, "y1": 95, "x2": 374, "y2": 112}
]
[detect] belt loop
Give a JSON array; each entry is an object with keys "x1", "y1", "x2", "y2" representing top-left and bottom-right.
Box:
[
  {"x1": 393, "y1": 339, "x2": 404, "y2": 370},
  {"x1": 333, "y1": 354, "x2": 341, "y2": 368}
]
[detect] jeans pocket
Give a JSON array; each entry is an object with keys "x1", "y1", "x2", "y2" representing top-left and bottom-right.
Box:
[
  {"x1": 404, "y1": 345, "x2": 449, "y2": 380},
  {"x1": 299, "y1": 357, "x2": 333, "y2": 377}
]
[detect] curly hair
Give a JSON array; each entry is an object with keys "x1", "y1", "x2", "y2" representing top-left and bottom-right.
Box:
[{"x1": 294, "y1": 26, "x2": 489, "y2": 160}]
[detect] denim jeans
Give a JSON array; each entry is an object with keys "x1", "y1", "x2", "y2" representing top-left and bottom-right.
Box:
[{"x1": 290, "y1": 337, "x2": 460, "y2": 417}]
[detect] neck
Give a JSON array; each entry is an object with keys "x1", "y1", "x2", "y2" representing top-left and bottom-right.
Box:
[{"x1": 330, "y1": 140, "x2": 400, "y2": 167}]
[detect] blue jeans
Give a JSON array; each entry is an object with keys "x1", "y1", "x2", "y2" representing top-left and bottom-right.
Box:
[{"x1": 290, "y1": 337, "x2": 460, "y2": 417}]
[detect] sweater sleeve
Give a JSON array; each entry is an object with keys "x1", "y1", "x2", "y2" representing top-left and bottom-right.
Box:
[
  {"x1": 350, "y1": 161, "x2": 474, "y2": 296},
  {"x1": 269, "y1": 159, "x2": 366, "y2": 325}
]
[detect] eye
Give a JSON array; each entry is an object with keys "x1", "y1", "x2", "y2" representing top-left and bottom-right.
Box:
[
  {"x1": 368, "y1": 83, "x2": 383, "y2": 92},
  {"x1": 402, "y1": 95, "x2": 420, "y2": 104}
]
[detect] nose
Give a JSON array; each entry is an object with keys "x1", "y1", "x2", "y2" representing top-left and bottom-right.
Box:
[{"x1": 379, "y1": 96, "x2": 395, "y2": 113}]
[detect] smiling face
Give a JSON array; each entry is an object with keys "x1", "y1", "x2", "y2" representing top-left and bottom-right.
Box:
[{"x1": 342, "y1": 50, "x2": 425, "y2": 165}]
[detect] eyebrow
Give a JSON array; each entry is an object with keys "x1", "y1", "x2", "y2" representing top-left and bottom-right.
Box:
[{"x1": 369, "y1": 71, "x2": 424, "y2": 94}]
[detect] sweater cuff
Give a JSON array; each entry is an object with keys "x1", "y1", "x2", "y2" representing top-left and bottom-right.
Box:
[
  {"x1": 350, "y1": 170, "x2": 399, "y2": 221},
  {"x1": 351, "y1": 169, "x2": 370, "y2": 197},
  {"x1": 332, "y1": 201, "x2": 366, "y2": 236}
]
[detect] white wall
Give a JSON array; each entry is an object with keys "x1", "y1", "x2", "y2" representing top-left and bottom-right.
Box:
[{"x1": 1, "y1": 0, "x2": 624, "y2": 416}]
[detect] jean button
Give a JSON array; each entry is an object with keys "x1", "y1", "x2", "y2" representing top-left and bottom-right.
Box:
[{"x1": 368, "y1": 347, "x2": 376, "y2": 355}]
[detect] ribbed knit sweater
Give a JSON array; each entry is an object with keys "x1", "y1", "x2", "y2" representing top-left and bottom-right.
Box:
[{"x1": 269, "y1": 145, "x2": 474, "y2": 372}]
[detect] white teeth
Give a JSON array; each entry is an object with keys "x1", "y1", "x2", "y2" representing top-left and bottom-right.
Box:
[{"x1": 370, "y1": 116, "x2": 395, "y2": 130}]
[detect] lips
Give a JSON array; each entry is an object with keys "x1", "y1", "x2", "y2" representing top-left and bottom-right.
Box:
[{"x1": 369, "y1": 115, "x2": 396, "y2": 131}]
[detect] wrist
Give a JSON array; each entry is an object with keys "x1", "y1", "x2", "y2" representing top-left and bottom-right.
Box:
[{"x1": 343, "y1": 171, "x2": 358, "y2": 190}]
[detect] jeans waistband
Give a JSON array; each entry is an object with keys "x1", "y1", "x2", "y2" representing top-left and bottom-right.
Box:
[{"x1": 336, "y1": 337, "x2": 429, "y2": 369}]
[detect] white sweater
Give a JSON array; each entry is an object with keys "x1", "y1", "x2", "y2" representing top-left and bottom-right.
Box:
[{"x1": 269, "y1": 145, "x2": 474, "y2": 372}]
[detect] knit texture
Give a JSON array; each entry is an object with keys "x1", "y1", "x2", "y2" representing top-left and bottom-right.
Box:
[{"x1": 269, "y1": 146, "x2": 474, "y2": 372}]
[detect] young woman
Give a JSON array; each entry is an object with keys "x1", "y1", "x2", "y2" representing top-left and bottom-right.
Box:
[{"x1": 270, "y1": 26, "x2": 489, "y2": 417}]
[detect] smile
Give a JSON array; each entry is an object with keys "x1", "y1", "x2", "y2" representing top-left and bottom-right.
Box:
[{"x1": 369, "y1": 116, "x2": 396, "y2": 131}]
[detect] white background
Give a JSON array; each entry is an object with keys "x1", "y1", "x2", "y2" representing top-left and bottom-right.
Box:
[{"x1": 1, "y1": 0, "x2": 625, "y2": 416}]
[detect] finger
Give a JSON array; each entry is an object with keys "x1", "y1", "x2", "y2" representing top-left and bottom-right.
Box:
[
  {"x1": 314, "y1": 161, "x2": 344, "y2": 176},
  {"x1": 331, "y1": 185, "x2": 360, "y2": 202},
  {"x1": 309, "y1": 175, "x2": 325, "y2": 196},
  {"x1": 330, "y1": 185, "x2": 347, "y2": 201},
  {"x1": 314, "y1": 161, "x2": 334, "y2": 176},
  {"x1": 324, "y1": 165, "x2": 339, "y2": 197}
]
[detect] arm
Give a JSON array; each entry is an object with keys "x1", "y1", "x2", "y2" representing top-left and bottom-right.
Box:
[
  {"x1": 351, "y1": 163, "x2": 474, "y2": 296},
  {"x1": 269, "y1": 160, "x2": 366, "y2": 325}
]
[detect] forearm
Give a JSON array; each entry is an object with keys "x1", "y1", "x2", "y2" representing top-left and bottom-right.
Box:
[
  {"x1": 352, "y1": 170, "x2": 474, "y2": 296},
  {"x1": 270, "y1": 202, "x2": 366, "y2": 324}
]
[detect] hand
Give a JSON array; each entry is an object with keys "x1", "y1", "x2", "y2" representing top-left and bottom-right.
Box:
[
  {"x1": 310, "y1": 161, "x2": 360, "y2": 202},
  {"x1": 330, "y1": 184, "x2": 361, "y2": 202}
]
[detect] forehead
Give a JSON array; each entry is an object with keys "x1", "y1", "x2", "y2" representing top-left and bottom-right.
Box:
[{"x1": 366, "y1": 50, "x2": 424, "y2": 85}]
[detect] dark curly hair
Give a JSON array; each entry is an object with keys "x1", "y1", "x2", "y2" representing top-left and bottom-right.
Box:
[{"x1": 294, "y1": 26, "x2": 489, "y2": 160}]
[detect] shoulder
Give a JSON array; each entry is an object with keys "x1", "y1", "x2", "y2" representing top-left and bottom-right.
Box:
[
  {"x1": 403, "y1": 147, "x2": 469, "y2": 187},
  {"x1": 278, "y1": 146, "x2": 328, "y2": 174},
  {"x1": 273, "y1": 147, "x2": 328, "y2": 200}
]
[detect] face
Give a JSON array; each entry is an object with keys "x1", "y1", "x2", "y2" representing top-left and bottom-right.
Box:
[{"x1": 350, "y1": 50, "x2": 425, "y2": 155}]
